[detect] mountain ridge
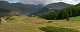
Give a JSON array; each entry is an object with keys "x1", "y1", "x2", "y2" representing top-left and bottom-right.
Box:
[
  {"x1": 32, "y1": 2, "x2": 72, "y2": 16},
  {"x1": 0, "y1": 1, "x2": 73, "y2": 16}
]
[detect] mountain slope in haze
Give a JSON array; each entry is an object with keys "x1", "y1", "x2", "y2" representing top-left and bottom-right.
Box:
[
  {"x1": 0, "y1": 1, "x2": 44, "y2": 16},
  {"x1": 33, "y1": 2, "x2": 72, "y2": 16},
  {"x1": 46, "y1": 2, "x2": 72, "y2": 10},
  {"x1": 0, "y1": 1, "x2": 73, "y2": 16},
  {"x1": 0, "y1": 1, "x2": 23, "y2": 16},
  {"x1": 10, "y1": 3, "x2": 44, "y2": 16}
]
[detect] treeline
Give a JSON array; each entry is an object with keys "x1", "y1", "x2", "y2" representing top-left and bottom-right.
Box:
[{"x1": 39, "y1": 3, "x2": 80, "y2": 20}]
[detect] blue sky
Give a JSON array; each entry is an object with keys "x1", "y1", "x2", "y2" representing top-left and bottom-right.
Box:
[{"x1": 6, "y1": 0, "x2": 80, "y2": 5}]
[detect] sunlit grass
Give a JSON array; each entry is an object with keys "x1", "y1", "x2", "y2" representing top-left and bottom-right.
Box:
[
  {"x1": 0, "y1": 16, "x2": 80, "y2": 32},
  {"x1": 70, "y1": 16, "x2": 80, "y2": 21}
]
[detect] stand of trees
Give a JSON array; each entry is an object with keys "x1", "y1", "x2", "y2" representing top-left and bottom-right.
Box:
[{"x1": 39, "y1": 3, "x2": 80, "y2": 20}]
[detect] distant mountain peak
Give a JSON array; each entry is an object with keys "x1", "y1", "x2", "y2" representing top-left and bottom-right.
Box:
[
  {"x1": 48, "y1": 2, "x2": 69, "y2": 5},
  {"x1": 46, "y1": 2, "x2": 71, "y2": 10},
  {"x1": 0, "y1": 1, "x2": 8, "y2": 2},
  {"x1": 0, "y1": 1, "x2": 9, "y2": 4}
]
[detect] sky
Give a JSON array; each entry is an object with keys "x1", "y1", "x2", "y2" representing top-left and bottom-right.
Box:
[{"x1": 2, "y1": 0, "x2": 80, "y2": 5}]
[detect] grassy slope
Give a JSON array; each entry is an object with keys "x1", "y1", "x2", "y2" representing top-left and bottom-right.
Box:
[
  {"x1": 70, "y1": 16, "x2": 80, "y2": 21},
  {"x1": 0, "y1": 16, "x2": 47, "y2": 32},
  {"x1": 0, "y1": 16, "x2": 80, "y2": 32}
]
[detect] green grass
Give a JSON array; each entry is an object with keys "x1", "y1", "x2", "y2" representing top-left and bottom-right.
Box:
[
  {"x1": 70, "y1": 16, "x2": 80, "y2": 21},
  {"x1": 39, "y1": 26, "x2": 79, "y2": 32},
  {"x1": 0, "y1": 16, "x2": 80, "y2": 32},
  {"x1": 0, "y1": 16, "x2": 42, "y2": 32}
]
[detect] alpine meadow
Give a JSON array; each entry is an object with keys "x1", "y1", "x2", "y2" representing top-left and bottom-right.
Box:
[{"x1": 0, "y1": 0, "x2": 80, "y2": 32}]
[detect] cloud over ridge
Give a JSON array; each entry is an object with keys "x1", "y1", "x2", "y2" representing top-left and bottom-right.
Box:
[{"x1": 3, "y1": 0, "x2": 80, "y2": 5}]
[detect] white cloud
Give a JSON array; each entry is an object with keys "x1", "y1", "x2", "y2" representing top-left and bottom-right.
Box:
[
  {"x1": 6, "y1": 0, "x2": 80, "y2": 5},
  {"x1": 61, "y1": 0, "x2": 79, "y2": 4}
]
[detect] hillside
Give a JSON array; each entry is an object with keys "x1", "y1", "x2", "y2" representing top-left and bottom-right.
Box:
[
  {"x1": 33, "y1": 2, "x2": 72, "y2": 16},
  {"x1": 0, "y1": 16, "x2": 47, "y2": 32},
  {"x1": 0, "y1": 1, "x2": 44, "y2": 16},
  {"x1": 0, "y1": 0, "x2": 80, "y2": 32},
  {"x1": 46, "y1": 2, "x2": 71, "y2": 10},
  {"x1": 0, "y1": 16, "x2": 80, "y2": 32},
  {"x1": 10, "y1": 3, "x2": 44, "y2": 16},
  {"x1": 0, "y1": 1, "x2": 73, "y2": 16},
  {"x1": 0, "y1": 1, "x2": 23, "y2": 16}
]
